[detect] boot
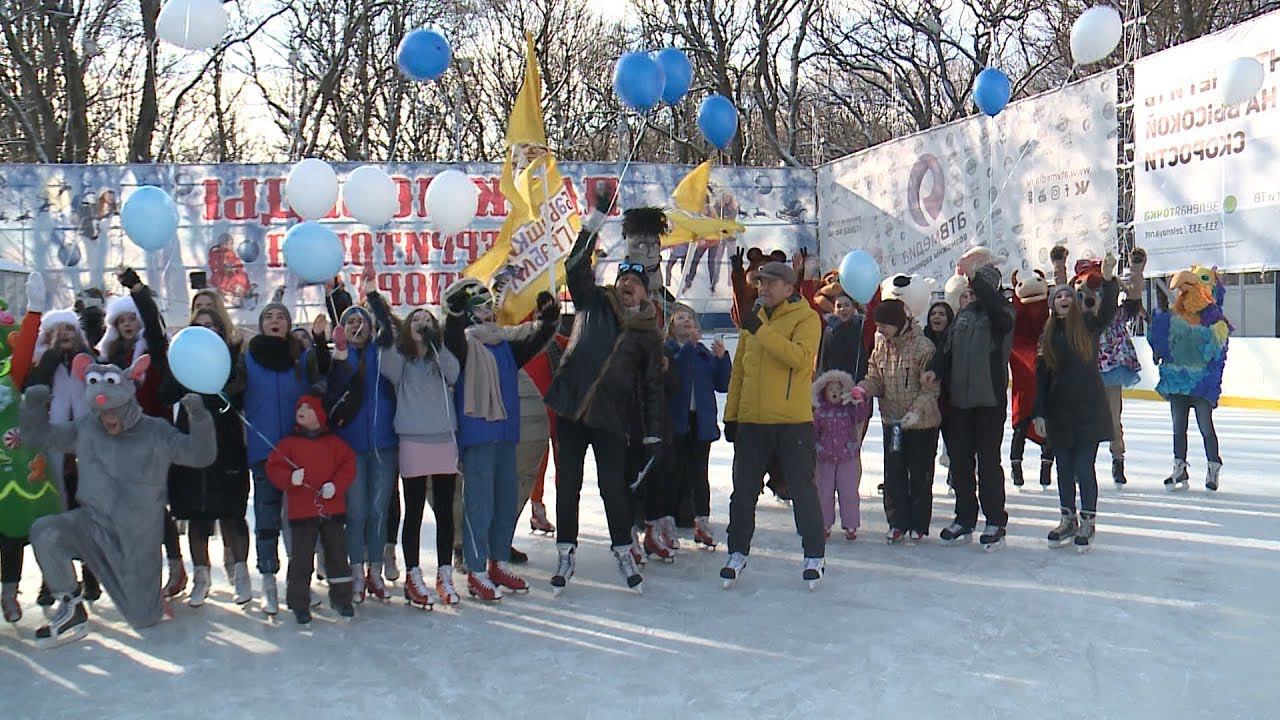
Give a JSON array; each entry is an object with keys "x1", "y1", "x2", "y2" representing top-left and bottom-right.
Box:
[
  {"x1": 530, "y1": 501, "x2": 555, "y2": 534},
  {"x1": 693, "y1": 516, "x2": 717, "y2": 549},
  {"x1": 1075, "y1": 511, "x2": 1096, "y2": 552},
  {"x1": 611, "y1": 544, "x2": 644, "y2": 593},
  {"x1": 232, "y1": 562, "x2": 252, "y2": 605},
  {"x1": 365, "y1": 563, "x2": 388, "y2": 601},
  {"x1": 293, "y1": 608, "x2": 312, "y2": 625},
  {"x1": 1010, "y1": 460, "x2": 1024, "y2": 487},
  {"x1": 720, "y1": 552, "x2": 747, "y2": 589},
  {"x1": 488, "y1": 560, "x2": 529, "y2": 593},
  {"x1": 1, "y1": 581, "x2": 19, "y2": 623},
  {"x1": 383, "y1": 543, "x2": 400, "y2": 582},
  {"x1": 436, "y1": 566, "x2": 460, "y2": 605},
  {"x1": 1111, "y1": 457, "x2": 1127, "y2": 485},
  {"x1": 1164, "y1": 459, "x2": 1190, "y2": 491},
  {"x1": 403, "y1": 567, "x2": 433, "y2": 610},
  {"x1": 1038, "y1": 458, "x2": 1053, "y2": 489},
  {"x1": 802, "y1": 557, "x2": 825, "y2": 591},
  {"x1": 643, "y1": 522, "x2": 674, "y2": 563},
  {"x1": 261, "y1": 573, "x2": 279, "y2": 615},
  {"x1": 352, "y1": 562, "x2": 366, "y2": 603},
  {"x1": 35, "y1": 593, "x2": 88, "y2": 647},
  {"x1": 1047, "y1": 509, "x2": 1078, "y2": 548},
  {"x1": 1206, "y1": 461, "x2": 1222, "y2": 491},
  {"x1": 466, "y1": 571, "x2": 502, "y2": 602},
  {"x1": 187, "y1": 566, "x2": 212, "y2": 607},
  {"x1": 550, "y1": 544, "x2": 576, "y2": 595},
  {"x1": 162, "y1": 558, "x2": 188, "y2": 598},
  {"x1": 629, "y1": 527, "x2": 647, "y2": 567}
]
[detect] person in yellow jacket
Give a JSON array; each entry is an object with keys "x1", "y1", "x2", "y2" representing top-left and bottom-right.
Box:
[{"x1": 720, "y1": 262, "x2": 827, "y2": 590}]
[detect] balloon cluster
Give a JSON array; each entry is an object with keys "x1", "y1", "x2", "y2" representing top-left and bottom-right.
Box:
[{"x1": 613, "y1": 47, "x2": 738, "y2": 151}]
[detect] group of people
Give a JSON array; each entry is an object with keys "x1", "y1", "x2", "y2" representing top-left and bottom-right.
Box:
[{"x1": 0, "y1": 191, "x2": 1233, "y2": 647}]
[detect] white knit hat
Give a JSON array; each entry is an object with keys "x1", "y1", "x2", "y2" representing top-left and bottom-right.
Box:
[
  {"x1": 96, "y1": 295, "x2": 147, "y2": 362},
  {"x1": 34, "y1": 309, "x2": 89, "y2": 357}
]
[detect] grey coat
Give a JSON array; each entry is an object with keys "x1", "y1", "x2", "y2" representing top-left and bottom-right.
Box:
[{"x1": 380, "y1": 346, "x2": 460, "y2": 444}]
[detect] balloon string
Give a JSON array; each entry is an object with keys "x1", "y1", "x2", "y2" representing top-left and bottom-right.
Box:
[{"x1": 220, "y1": 391, "x2": 300, "y2": 471}]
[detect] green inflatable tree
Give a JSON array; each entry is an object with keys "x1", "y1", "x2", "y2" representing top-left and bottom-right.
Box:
[{"x1": 0, "y1": 301, "x2": 60, "y2": 539}]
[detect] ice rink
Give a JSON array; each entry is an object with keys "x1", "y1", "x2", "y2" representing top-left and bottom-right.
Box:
[{"x1": 1, "y1": 398, "x2": 1277, "y2": 718}]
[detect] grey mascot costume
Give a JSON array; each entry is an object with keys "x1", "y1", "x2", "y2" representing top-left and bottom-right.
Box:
[{"x1": 22, "y1": 353, "x2": 216, "y2": 645}]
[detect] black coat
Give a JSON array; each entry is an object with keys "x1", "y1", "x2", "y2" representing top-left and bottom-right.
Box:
[
  {"x1": 161, "y1": 347, "x2": 250, "y2": 520},
  {"x1": 1034, "y1": 279, "x2": 1119, "y2": 449},
  {"x1": 816, "y1": 314, "x2": 868, "y2": 381}
]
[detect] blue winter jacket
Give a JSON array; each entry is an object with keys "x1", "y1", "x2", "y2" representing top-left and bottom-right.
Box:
[
  {"x1": 664, "y1": 339, "x2": 732, "y2": 442},
  {"x1": 331, "y1": 342, "x2": 398, "y2": 453},
  {"x1": 242, "y1": 347, "x2": 313, "y2": 466},
  {"x1": 453, "y1": 341, "x2": 522, "y2": 450}
]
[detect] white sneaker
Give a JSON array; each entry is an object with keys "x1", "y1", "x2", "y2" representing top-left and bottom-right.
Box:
[
  {"x1": 261, "y1": 574, "x2": 279, "y2": 615},
  {"x1": 232, "y1": 562, "x2": 252, "y2": 605},
  {"x1": 187, "y1": 567, "x2": 211, "y2": 607},
  {"x1": 720, "y1": 552, "x2": 747, "y2": 589}
]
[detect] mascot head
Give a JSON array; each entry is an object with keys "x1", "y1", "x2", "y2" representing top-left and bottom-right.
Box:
[
  {"x1": 621, "y1": 207, "x2": 669, "y2": 294},
  {"x1": 879, "y1": 274, "x2": 937, "y2": 318},
  {"x1": 444, "y1": 277, "x2": 496, "y2": 327},
  {"x1": 1011, "y1": 269, "x2": 1049, "y2": 304},
  {"x1": 72, "y1": 354, "x2": 147, "y2": 436},
  {"x1": 1171, "y1": 265, "x2": 1225, "y2": 321}
]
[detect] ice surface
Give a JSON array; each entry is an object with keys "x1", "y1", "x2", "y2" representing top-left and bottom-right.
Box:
[{"x1": 1, "y1": 399, "x2": 1277, "y2": 718}]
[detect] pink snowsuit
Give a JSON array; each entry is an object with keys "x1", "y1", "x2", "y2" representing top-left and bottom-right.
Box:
[{"x1": 813, "y1": 373, "x2": 873, "y2": 531}]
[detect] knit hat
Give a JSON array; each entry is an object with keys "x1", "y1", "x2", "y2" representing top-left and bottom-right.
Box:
[
  {"x1": 873, "y1": 298, "x2": 909, "y2": 332},
  {"x1": 35, "y1": 308, "x2": 89, "y2": 357},
  {"x1": 96, "y1": 295, "x2": 147, "y2": 361},
  {"x1": 258, "y1": 302, "x2": 293, "y2": 333},
  {"x1": 296, "y1": 393, "x2": 328, "y2": 431},
  {"x1": 756, "y1": 261, "x2": 797, "y2": 286}
]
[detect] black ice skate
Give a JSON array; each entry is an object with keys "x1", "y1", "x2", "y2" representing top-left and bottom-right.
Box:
[
  {"x1": 720, "y1": 552, "x2": 747, "y2": 589},
  {"x1": 1075, "y1": 512, "x2": 1096, "y2": 553},
  {"x1": 979, "y1": 525, "x2": 1006, "y2": 551},
  {"x1": 939, "y1": 523, "x2": 973, "y2": 546},
  {"x1": 35, "y1": 594, "x2": 89, "y2": 648},
  {"x1": 1164, "y1": 460, "x2": 1190, "y2": 491},
  {"x1": 1047, "y1": 509, "x2": 1078, "y2": 548}
]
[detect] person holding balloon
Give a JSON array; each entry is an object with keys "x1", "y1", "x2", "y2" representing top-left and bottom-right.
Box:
[{"x1": 158, "y1": 307, "x2": 253, "y2": 608}]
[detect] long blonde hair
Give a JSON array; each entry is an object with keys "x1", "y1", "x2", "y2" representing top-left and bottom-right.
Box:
[
  {"x1": 1039, "y1": 294, "x2": 1095, "y2": 372},
  {"x1": 191, "y1": 289, "x2": 240, "y2": 347}
]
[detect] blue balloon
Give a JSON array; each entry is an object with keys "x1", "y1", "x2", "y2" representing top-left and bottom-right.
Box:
[
  {"x1": 121, "y1": 186, "x2": 179, "y2": 250},
  {"x1": 397, "y1": 29, "x2": 452, "y2": 81},
  {"x1": 973, "y1": 67, "x2": 1011, "y2": 117},
  {"x1": 283, "y1": 222, "x2": 344, "y2": 283},
  {"x1": 654, "y1": 48, "x2": 692, "y2": 105},
  {"x1": 697, "y1": 94, "x2": 738, "y2": 150},
  {"x1": 839, "y1": 250, "x2": 881, "y2": 304},
  {"x1": 169, "y1": 326, "x2": 231, "y2": 396},
  {"x1": 613, "y1": 52, "x2": 665, "y2": 112}
]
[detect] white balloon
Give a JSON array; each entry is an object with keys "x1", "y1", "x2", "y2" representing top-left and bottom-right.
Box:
[
  {"x1": 1221, "y1": 57, "x2": 1266, "y2": 107},
  {"x1": 286, "y1": 158, "x2": 339, "y2": 221},
  {"x1": 1069, "y1": 6, "x2": 1123, "y2": 66},
  {"x1": 156, "y1": 0, "x2": 228, "y2": 51},
  {"x1": 342, "y1": 165, "x2": 399, "y2": 227},
  {"x1": 425, "y1": 170, "x2": 479, "y2": 235}
]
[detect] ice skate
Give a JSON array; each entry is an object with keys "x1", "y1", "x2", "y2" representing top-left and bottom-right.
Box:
[
  {"x1": 35, "y1": 594, "x2": 88, "y2": 648},
  {"x1": 1112, "y1": 457, "x2": 1128, "y2": 485},
  {"x1": 876, "y1": 483, "x2": 884, "y2": 495},
  {"x1": 365, "y1": 563, "x2": 389, "y2": 602},
  {"x1": 162, "y1": 558, "x2": 188, "y2": 599},
  {"x1": 36, "y1": 581, "x2": 53, "y2": 607},
  {"x1": 720, "y1": 552, "x2": 747, "y2": 589},
  {"x1": 802, "y1": 557, "x2": 825, "y2": 591},
  {"x1": 906, "y1": 530, "x2": 924, "y2": 545},
  {"x1": 693, "y1": 516, "x2": 717, "y2": 549},
  {"x1": 659, "y1": 516, "x2": 680, "y2": 553},
  {"x1": 1039, "y1": 459, "x2": 1053, "y2": 490},
  {"x1": 352, "y1": 562, "x2": 366, "y2": 604},
  {"x1": 509, "y1": 546, "x2": 529, "y2": 564},
  {"x1": 1164, "y1": 459, "x2": 1190, "y2": 491},
  {"x1": 529, "y1": 501, "x2": 555, "y2": 535},
  {"x1": 550, "y1": 544, "x2": 576, "y2": 597},
  {"x1": 629, "y1": 527, "x2": 647, "y2": 567},
  {"x1": 261, "y1": 573, "x2": 279, "y2": 616},
  {"x1": 232, "y1": 562, "x2": 252, "y2": 605},
  {"x1": 2, "y1": 582, "x2": 19, "y2": 623},
  {"x1": 885, "y1": 528, "x2": 906, "y2": 544},
  {"x1": 844, "y1": 528, "x2": 858, "y2": 542},
  {"x1": 403, "y1": 567, "x2": 434, "y2": 610},
  {"x1": 1047, "y1": 509, "x2": 1078, "y2": 548},
  {"x1": 335, "y1": 602, "x2": 355, "y2": 618},
  {"x1": 611, "y1": 545, "x2": 644, "y2": 593},
  {"x1": 488, "y1": 561, "x2": 529, "y2": 594},
  {"x1": 466, "y1": 571, "x2": 502, "y2": 602},
  {"x1": 1011, "y1": 460, "x2": 1025, "y2": 487},
  {"x1": 1075, "y1": 512, "x2": 1096, "y2": 553},
  {"x1": 187, "y1": 566, "x2": 211, "y2": 607},
  {"x1": 643, "y1": 522, "x2": 674, "y2": 563},
  {"x1": 383, "y1": 543, "x2": 400, "y2": 583},
  {"x1": 939, "y1": 523, "x2": 973, "y2": 546},
  {"x1": 979, "y1": 524, "x2": 1007, "y2": 551},
  {"x1": 436, "y1": 566, "x2": 460, "y2": 606},
  {"x1": 1206, "y1": 461, "x2": 1222, "y2": 492}
]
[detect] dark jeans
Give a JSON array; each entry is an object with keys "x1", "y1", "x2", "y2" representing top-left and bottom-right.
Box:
[
  {"x1": 672, "y1": 428, "x2": 712, "y2": 518},
  {"x1": 252, "y1": 462, "x2": 285, "y2": 575},
  {"x1": 1010, "y1": 420, "x2": 1053, "y2": 464},
  {"x1": 401, "y1": 474, "x2": 456, "y2": 569},
  {"x1": 1169, "y1": 395, "x2": 1221, "y2": 464},
  {"x1": 948, "y1": 406, "x2": 1009, "y2": 528},
  {"x1": 727, "y1": 423, "x2": 825, "y2": 558},
  {"x1": 287, "y1": 516, "x2": 353, "y2": 612},
  {"x1": 555, "y1": 416, "x2": 633, "y2": 548},
  {"x1": 883, "y1": 427, "x2": 940, "y2": 534},
  {"x1": 1054, "y1": 443, "x2": 1100, "y2": 514},
  {"x1": 188, "y1": 516, "x2": 249, "y2": 568}
]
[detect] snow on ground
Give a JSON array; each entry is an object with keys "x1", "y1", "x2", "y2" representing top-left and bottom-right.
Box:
[{"x1": 1, "y1": 399, "x2": 1278, "y2": 719}]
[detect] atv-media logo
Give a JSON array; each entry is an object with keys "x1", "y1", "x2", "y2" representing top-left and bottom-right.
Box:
[{"x1": 907, "y1": 154, "x2": 945, "y2": 228}]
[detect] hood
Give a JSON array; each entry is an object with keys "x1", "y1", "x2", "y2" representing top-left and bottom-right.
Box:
[{"x1": 812, "y1": 369, "x2": 855, "y2": 407}]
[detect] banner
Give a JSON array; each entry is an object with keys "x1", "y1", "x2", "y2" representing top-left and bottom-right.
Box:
[
  {"x1": 1134, "y1": 11, "x2": 1280, "y2": 274},
  {"x1": 0, "y1": 162, "x2": 815, "y2": 326},
  {"x1": 818, "y1": 72, "x2": 1119, "y2": 282}
]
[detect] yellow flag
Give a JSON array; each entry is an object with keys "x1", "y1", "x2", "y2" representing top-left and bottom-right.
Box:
[
  {"x1": 662, "y1": 160, "x2": 746, "y2": 247},
  {"x1": 465, "y1": 34, "x2": 580, "y2": 325}
]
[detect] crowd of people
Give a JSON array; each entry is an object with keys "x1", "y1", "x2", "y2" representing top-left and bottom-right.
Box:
[{"x1": 0, "y1": 195, "x2": 1233, "y2": 647}]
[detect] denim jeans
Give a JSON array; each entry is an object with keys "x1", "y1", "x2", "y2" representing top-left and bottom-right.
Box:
[
  {"x1": 252, "y1": 462, "x2": 285, "y2": 575},
  {"x1": 1169, "y1": 395, "x2": 1221, "y2": 464},
  {"x1": 460, "y1": 441, "x2": 518, "y2": 572},
  {"x1": 1053, "y1": 442, "x2": 1100, "y2": 514},
  {"x1": 345, "y1": 448, "x2": 400, "y2": 565}
]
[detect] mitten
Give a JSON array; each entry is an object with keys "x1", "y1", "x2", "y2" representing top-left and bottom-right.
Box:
[
  {"x1": 320, "y1": 482, "x2": 336, "y2": 499},
  {"x1": 25, "y1": 272, "x2": 46, "y2": 313},
  {"x1": 291, "y1": 468, "x2": 306, "y2": 487}
]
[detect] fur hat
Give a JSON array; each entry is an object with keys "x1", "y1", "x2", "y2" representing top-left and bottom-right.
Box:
[
  {"x1": 873, "y1": 298, "x2": 909, "y2": 332},
  {"x1": 811, "y1": 369, "x2": 855, "y2": 406},
  {"x1": 96, "y1": 295, "x2": 147, "y2": 361},
  {"x1": 295, "y1": 393, "x2": 328, "y2": 431},
  {"x1": 35, "y1": 308, "x2": 89, "y2": 357},
  {"x1": 944, "y1": 274, "x2": 969, "y2": 312}
]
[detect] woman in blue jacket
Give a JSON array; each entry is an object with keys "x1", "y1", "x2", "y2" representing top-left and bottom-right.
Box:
[{"x1": 665, "y1": 305, "x2": 731, "y2": 550}]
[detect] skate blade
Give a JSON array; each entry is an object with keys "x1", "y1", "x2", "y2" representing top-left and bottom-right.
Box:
[
  {"x1": 807, "y1": 580, "x2": 820, "y2": 592},
  {"x1": 1075, "y1": 543, "x2": 1092, "y2": 554},
  {"x1": 981, "y1": 539, "x2": 1005, "y2": 552},
  {"x1": 939, "y1": 536, "x2": 971, "y2": 547},
  {"x1": 631, "y1": 583, "x2": 643, "y2": 595},
  {"x1": 551, "y1": 586, "x2": 565, "y2": 598},
  {"x1": 1048, "y1": 538, "x2": 1074, "y2": 549},
  {"x1": 721, "y1": 579, "x2": 736, "y2": 590},
  {"x1": 36, "y1": 625, "x2": 87, "y2": 649}
]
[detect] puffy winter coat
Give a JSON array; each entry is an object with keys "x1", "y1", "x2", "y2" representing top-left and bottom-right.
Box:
[
  {"x1": 928, "y1": 267, "x2": 1014, "y2": 410},
  {"x1": 726, "y1": 296, "x2": 821, "y2": 425},
  {"x1": 574, "y1": 299, "x2": 664, "y2": 440},
  {"x1": 267, "y1": 431, "x2": 357, "y2": 520},
  {"x1": 242, "y1": 336, "x2": 314, "y2": 466},
  {"x1": 858, "y1": 321, "x2": 941, "y2": 430},
  {"x1": 1034, "y1": 279, "x2": 1120, "y2": 448},
  {"x1": 665, "y1": 339, "x2": 731, "y2": 442},
  {"x1": 816, "y1": 314, "x2": 869, "y2": 382}
]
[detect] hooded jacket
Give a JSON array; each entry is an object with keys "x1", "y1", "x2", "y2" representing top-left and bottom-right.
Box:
[
  {"x1": 927, "y1": 266, "x2": 1014, "y2": 410},
  {"x1": 812, "y1": 370, "x2": 873, "y2": 463},
  {"x1": 726, "y1": 295, "x2": 821, "y2": 425},
  {"x1": 665, "y1": 338, "x2": 731, "y2": 442},
  {"x1": 858, "y1": 320, "x2": 941, "y2": 429}
]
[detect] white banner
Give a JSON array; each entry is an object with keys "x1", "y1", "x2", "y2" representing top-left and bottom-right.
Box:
[
  {"x1": 819, "y1": 72, "x2": 1118, "y2": 284},
  {"x1": 1134, "y1": 11, "x2": 1280, "y2": 274}
]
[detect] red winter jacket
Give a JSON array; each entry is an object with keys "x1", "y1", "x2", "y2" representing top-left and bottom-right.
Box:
[{"x1": 267, "y1": 431, "x2": 357, "y2": 520}]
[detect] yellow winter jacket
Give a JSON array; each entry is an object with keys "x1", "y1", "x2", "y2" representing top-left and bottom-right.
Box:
[{"x1": 726, "y1": 297, "x2": 821, "y2": 425}]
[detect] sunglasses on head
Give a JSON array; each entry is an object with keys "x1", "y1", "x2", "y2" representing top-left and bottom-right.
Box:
[{"x1": 618, "y1": 261, "x2": 646, "y2": 275}]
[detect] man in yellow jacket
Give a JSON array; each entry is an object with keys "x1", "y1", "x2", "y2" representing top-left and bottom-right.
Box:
[{"x1": 721, "y1": 262, "x2": 827, "y2": 590}]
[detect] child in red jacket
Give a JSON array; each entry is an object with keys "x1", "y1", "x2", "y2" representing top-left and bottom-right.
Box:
[{"x1": 267, "y1": 394, "x2": 357, "y2": 624}]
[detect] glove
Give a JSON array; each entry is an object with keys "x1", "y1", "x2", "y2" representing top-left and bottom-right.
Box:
[
  {"x1": 333, "y1": 325, "x2": 348, "y2": 353},
  {"x1": 846, "y1": 386, "x2": 868, "y2": 405},
  {"x1": 723, "y1": 421, "x2": 737, "y2": 443},
  {"x1": 1050, "y1": 245, "x2": 1069, "y2": 267},
  {"x1": 536, "y1": 290, "x2": 560, "y2": 322},
  {"x1": 291, "y1": 468, "x2": 306, "y2": 486},
  {"x1": 729, "y1": 247, "x2": 745, "y2": 273},
  {"x1": 899, "y1": 411, "x2": 920, "y2": 429},
  {"x1": 320, "y1": 482, "x2": 336, "y2": 499},
  {"x1": 117, "y1": 267, "x2": 142, "y2": 291},
  {"x1": 1102, "y1": 252, "x2": 1117, "y2": 281},
  {"x1": 25, "y1": 272, "x2": 46, "y2": 313},
  {"x1": 444, "y1": 282, "x2": 471, "y2": 316},
  {"x1": 1032, "y1": 417, "x2": 1047, "y2": 439},
  {"x1": 180, "y1": 393, "x2": 205, "y2": 415},
  {"x1": 1129, "y1": 247, "x2": 1147, "y2": 273},
  {"x1": 739, "y1": 301, "x2": 763, "y2": 334}
]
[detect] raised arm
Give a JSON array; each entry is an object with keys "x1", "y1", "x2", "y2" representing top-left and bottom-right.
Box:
[
  {"x1": 970, "y1": 266, "x2": 1013, "y2": 334},
  {"x1": 509, "y1": 293, "x2": 560, "y2": 368},
  {"x1": 565, "y1": 207, "x2": 607, "y2": 307},
  {"x1": 166, "y1": 394, "x2": 218, "y2": 468},
  {"x1": 443, "y1": 312, "x2": 469, "y2": 369},
  {"x1": 10, "y1": 310, "x2": 41, "y2": 389},
  {"x1": 19, "y1": 386, "x2": 77, "y2": 455},
  {"x1": 366, "y1": 291, "x2": 396, "y2": 349},
  {"x1": 128, "y1": 280, "x2": 170, "y2": 363}
]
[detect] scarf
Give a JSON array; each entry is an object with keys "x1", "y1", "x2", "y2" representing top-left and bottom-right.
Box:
[
  {"x1": 249, "y1": 334, "x2": 298, "y2": 372},
  {"x1": 462, "y1": 323, "x2": 508, "y2": 422}
]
